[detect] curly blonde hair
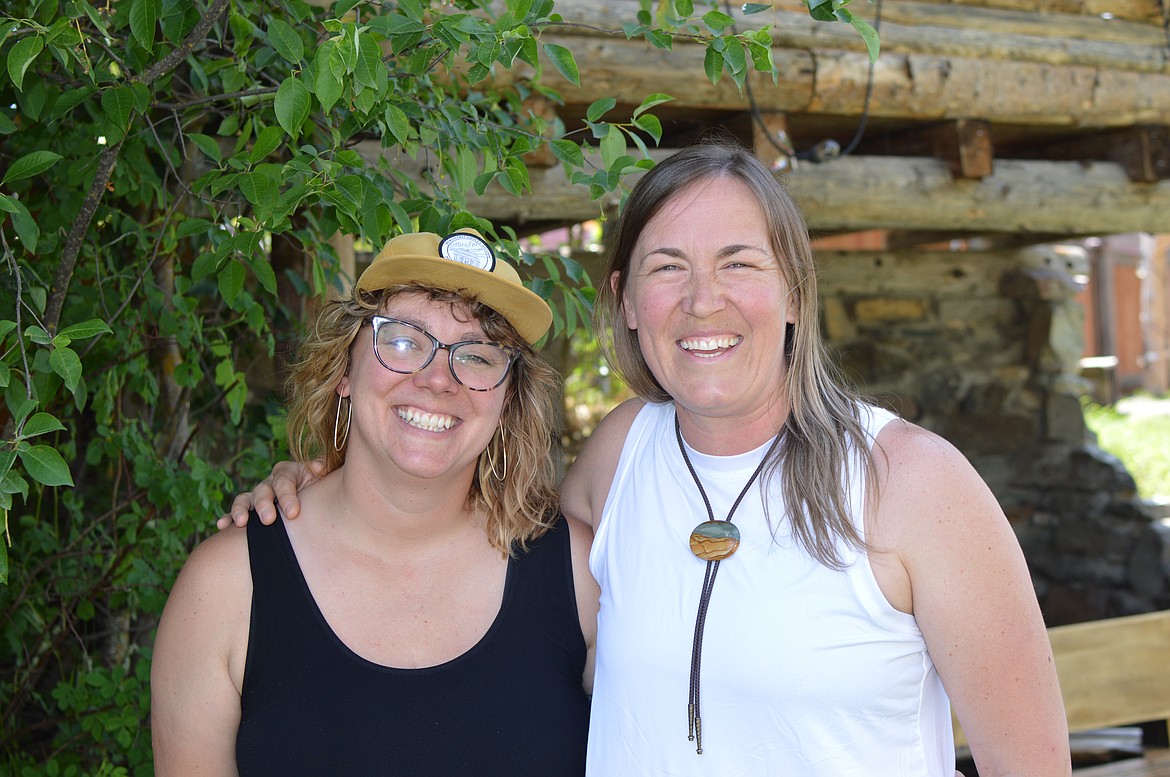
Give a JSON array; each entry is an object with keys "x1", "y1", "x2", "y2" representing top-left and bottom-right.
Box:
[{"x1": 284, "y1": 284, "x2": 560, "y2": 553}]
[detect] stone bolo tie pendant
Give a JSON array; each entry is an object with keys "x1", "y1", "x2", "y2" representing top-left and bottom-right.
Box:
[{"x1": 689, "y1": 520, "x2": 740, "y2": 561}]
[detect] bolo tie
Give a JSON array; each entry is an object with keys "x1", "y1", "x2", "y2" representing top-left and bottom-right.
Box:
[{"x1": 675, "y1": 412, "x2": 782, "y2": 755}]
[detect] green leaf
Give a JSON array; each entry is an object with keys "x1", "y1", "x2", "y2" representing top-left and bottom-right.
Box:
[
  {"x1": 541, "y1": 43, "x2": 579, "y2": 86},
  {"x1": 275, "y1": 77, "x2": 310, "y2": 140},
  {"x1": 25, "y1": 326, "x2": 51, "y2": 345},
  {"x1": 354, "y1": 32, "x2": 384, "y2": 88},
  {"x1": 101, "y1": 86, "x2": 135, "y2": 132},
  {"x1": 0, "y1": 449, "x2": 12, "y2": 482},
  {"x1": 239, "y1": 172, "x2": 275, "y2": 210},
  {"x1": 188, "y1": 132, "x2": 222, "y2": 163},
  {"x1": 703, "y1": 46, "x2": 724, "y2": 85},
  {"x1": 549, "y1": 139, "x2": 584, "y2": 168},
  {"x1": 849, "y1": 12, "x2": 880, "y2": 62},
  {"x1": 0, "y1": 195, "x2": 39, "y2": 253},
  {"x1": 177, "y1": 217, "x2": 214, "y2": 239},
  {"x1": 268, "y1": 19, "x2": 304, "y2": 63},
  {"x1": 129, "y1": 0, "x2": 160, "y2": 51},
  {"x1": 49, "y1": 346, "x2": 82, "y2": 393},
  {"x1": 56, "y1": 319, "x2": 110, "y2": 340},
  {"x1": 18, "y1": 445, "x2": 74, "y2": 487},
  {"x1": 507, "y1": 0, "x2": 535, "y2": 21},
  {"x1": 633, "y1": 113, "x2": 663, "y2": 145},
  {"x1": 0, "y1": 113, "x2": 16, "y2": 134},
  {"x1": 499, "y1": 157, "x2": 530, "y2": 196},
  {"x1": 6, "y1": 36, "x2": 44, "y2": 92},
  {"x1": 249, "y1": 255, "x2": 278, "y2": 295},
  {"x1": 633, "y1": 92, "x2": 674, "y2": 118},
  {"x1": 218, "y1": 261, "x2": 246, "y2": 305},
  {"x1": 722, "y1": 37, "x2": 746, "y2": 75},
  {"x1": 383, "y1": 104, "x2": 411, "y2": 146},
  {"x1": 2, "y1": 150, "x2": 63, "y2": 186},
  {"x1": 701, "y1": 10, "x2": 735, "y2": 32},
  {"x1": 600, "y1": 124, "x2": 626, "y2": 170},
  {"x1": 746, "y1": 31, "x2": 775, "y2": 76},
  {"x1": 45, "y1": 85, "x2": 96, "y2": 122},
  {"x1": 585, "y1": 97, "x2": 616, "y2": 123},
  {"x1": 250, "y1": 125, "x2": 284, "y2": 164},
  {"x1": 313, "y1": 43, "x2": 344, "y2": 112},
  {"x1": 21, "y1": 412, "x2": 66, "y2": 439},
  {"x1": 673, "y1": 0, "x2": 694, "y2": 15},
  {"x1": 743, "y1": 3, "x2": 771, "y2": 13},
  {"x1": 806, "y1": 0, "x2": 838, "y2": 22},
  {"x1": 643, "y1": 28, "x2": 672, "y2": 49},
  {"x1": 191, "y1": 251, "x2": 222, "y2": 281}
]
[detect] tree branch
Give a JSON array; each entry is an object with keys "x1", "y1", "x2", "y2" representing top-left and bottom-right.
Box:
[{"x1": 43, "y1": 0, "x2": 233, "y2": 334}]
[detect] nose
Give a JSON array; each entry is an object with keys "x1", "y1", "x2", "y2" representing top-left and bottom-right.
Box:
[
  {"x1": 412, "y1": 347, "x2": 458, "y2": 391},
  {"x1": 683, "y1": 266, "x2": 725, "y2": 318}
]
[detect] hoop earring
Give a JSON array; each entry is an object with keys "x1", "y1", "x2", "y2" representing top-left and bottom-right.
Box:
[
  {"x1": 333, "y1": 395, "x2": 351, "y2": 451},
  {"x1": 485, "y1": 425, "x2": 508, "y2": 481}
]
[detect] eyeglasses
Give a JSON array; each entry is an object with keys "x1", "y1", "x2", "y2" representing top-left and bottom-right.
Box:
[{"x1": 367, "y1": 316, "x2": 518, "y2": 391}]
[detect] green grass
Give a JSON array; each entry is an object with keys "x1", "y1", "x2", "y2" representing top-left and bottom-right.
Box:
[{"x1": 1082, "y1": 395, "x2": 1170, "y2": 500}]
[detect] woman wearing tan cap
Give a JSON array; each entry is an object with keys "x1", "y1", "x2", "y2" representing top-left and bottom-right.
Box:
[
  {"x1": 152, "y1": 229, "x2": 597, "y2": 776},
  {"x1": 222, "y1": 143, "x2": 1068, "y2": 777}
]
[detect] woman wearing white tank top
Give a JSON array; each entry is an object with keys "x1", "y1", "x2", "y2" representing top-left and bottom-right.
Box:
[{"x1": 232, "y1": 142, "x2": 1070, "y2": 776}]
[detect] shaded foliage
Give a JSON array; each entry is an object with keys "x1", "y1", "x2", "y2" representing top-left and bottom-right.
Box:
[{"x1": 0, "y1": 0, "x2": 864, "y2": 770}]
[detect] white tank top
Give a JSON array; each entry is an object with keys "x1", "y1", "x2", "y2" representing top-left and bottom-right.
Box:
[{"x1": 586, "y1": 401, "x2": 954, "y2": 776}]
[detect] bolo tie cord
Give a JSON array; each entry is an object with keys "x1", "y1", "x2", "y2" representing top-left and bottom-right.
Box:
[{"x1": 675, "y1": 414, "x2": 780, "y2": 754}]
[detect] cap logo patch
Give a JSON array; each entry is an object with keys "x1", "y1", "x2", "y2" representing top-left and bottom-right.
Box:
[{"x1": 438, "y1": 232, "x2": 496, "y2": 272}]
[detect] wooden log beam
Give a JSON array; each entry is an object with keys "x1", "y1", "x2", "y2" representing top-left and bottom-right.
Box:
[
  {"x1": 445, "y1": 148, "x2": 1170, "y2": 236},
  {"x1": 543, "y1": 0, "x2": 1170, "y2": 72},
  {"x1": 1044, "y1": 125, "x2": 1170, "y2": 181},
  {"x1": 523, "y1": 31, "x2": 1170, "y2": 128},
  {"x1": 874, "y1": 119, "x2": 995, "y2": 179}
]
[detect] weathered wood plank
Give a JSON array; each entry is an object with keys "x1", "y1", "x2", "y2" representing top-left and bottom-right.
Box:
[
  {"x1": 1072, "y1": 748, "x2": 1170, "y2": 776},
  {"x1": 1049, "y1": 611, "x2": 1170, "y2": 734},
  {"x1": 420, "y1": 145, "x2": 1170, "y2": 235},
  {"x1": 954, "y1": 611, "x2": 1170, "y2": 751},
  {"x1": 522, "y1": 31, "x2": 1170, "y2": 127},
  {"x1": 543, "y1": 0, "x2": 1169, "y2": 71}
]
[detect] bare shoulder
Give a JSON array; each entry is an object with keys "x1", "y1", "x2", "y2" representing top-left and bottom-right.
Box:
[
  {"x1": 173, "y1": 524, "x2": 252, "y2": 596},
  {"x1": 560, "y1": 398, "x2": 645, "y2": 530},
  {"x1": 156, "y1": 524, "x2": 253, "y2": 662},
  {"x1": 872, "y1": 418, "x2": 997, "y2": 533}
]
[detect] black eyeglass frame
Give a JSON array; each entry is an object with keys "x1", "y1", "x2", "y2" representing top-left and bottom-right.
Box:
[{"x1": 366, "y1": 315, "x2": 519, "y2": 391}]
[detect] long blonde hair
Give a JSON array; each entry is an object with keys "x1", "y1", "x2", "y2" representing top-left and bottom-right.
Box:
[
  {"x1": 284, "y1": 285, "x2": 560, "y2": 553},
  {"x1": 595, "y1": 141, "x2": 880, "y2": 567}
]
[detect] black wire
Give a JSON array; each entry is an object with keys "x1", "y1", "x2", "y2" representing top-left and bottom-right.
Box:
[{"x1": 730, "y1": 0, "x2": 884, "y2": 162}]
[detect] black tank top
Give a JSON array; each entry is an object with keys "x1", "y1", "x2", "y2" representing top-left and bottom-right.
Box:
[{"x1": 236, "y1": 512, "x2": 589, "y2": 776}]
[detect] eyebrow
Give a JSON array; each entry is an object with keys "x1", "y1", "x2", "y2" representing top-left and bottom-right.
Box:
[
  {"x1": 642, "y1": 243, "x2": 772, "y2": 260},
  {"x1": 383, "y1": 315, "x2": 488, "y2": 342}
]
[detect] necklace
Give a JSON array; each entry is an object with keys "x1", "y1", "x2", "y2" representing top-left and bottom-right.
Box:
[{"x1": 675, "y1": 412, "x2": 782, "y2": 755}]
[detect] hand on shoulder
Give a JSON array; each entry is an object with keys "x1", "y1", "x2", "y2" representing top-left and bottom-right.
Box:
[{"x1": 560, "y1": 398, "x2": 644, "y2": 531}]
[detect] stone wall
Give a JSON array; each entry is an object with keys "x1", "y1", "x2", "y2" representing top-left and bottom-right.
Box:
[{"x1": 817, "y1": 244, "x2": 1170, "y2": 626}]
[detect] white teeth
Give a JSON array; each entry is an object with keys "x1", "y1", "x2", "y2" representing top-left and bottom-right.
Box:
[
  {"x1": 679, "y1": 336, "x2": 741, "y2": 352},
  {"x1": 397, "y1": 408, "x2": 456, "y2": 432}
]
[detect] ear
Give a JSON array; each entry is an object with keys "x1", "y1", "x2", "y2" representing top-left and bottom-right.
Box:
[
  {"x1": 337, "y1": 374, "x2": 351, "y2": 398},
  {"x1": 613, "y1": 271, "x2": 637, "y2": 330}
]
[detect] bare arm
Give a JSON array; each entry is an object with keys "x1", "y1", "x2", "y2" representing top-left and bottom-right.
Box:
[
  {"x1": 151, "y1": 528, "x2": 252, "y2": 776},
  {"x1": 564, "y1": 515, "x2": 600, "y2": 695},
  {"x1": 873, "y1": 422, "x2": 1070, "y2": 777},
  {"x1": 217, "y1": 459, "x2": 326, "y2": 529},
  {"x1": 559, "y1": 398, "x2": 643, "y2": 531}
]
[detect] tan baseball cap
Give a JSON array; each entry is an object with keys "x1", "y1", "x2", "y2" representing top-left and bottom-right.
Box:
[{"x1": 355, "y1": 228, "x2": 553, "y2": 344}]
